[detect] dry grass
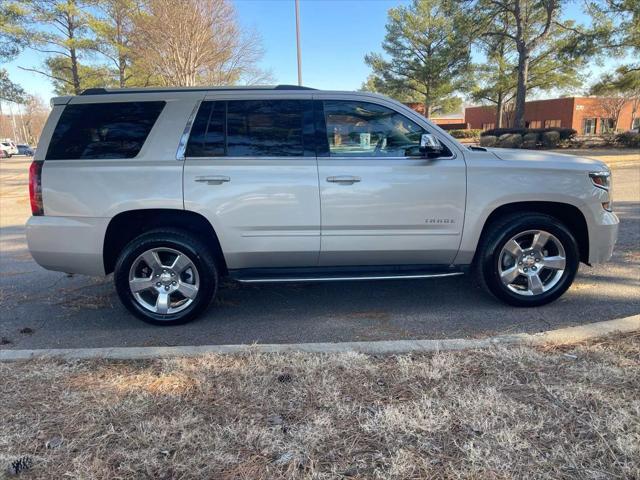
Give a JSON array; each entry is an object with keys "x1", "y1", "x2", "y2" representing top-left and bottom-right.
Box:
[{"x1": 1, "y1": 334, "x2": 639, "y2": 479}]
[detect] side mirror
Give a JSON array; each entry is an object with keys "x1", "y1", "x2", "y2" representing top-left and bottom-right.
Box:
[{"x1": 420, "y1": 133, "x2": 443, "y2": 156}]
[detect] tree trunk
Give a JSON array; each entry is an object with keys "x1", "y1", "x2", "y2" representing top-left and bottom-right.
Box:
[
  {"x1": 69, "y1": 47, "x2": 82, "y2": 95},
  {"x1": 423, "y1": 99, "x2": 431, "y2": 119},
  {"x1": 513, "y1": 47, "x2": 529, "y2": 128},
  {"x1": 496, "y1": 92, "x2": 504, "y2": 128},
  {"x1": 118, "y1": 57, "x2": 126, "y2": 88}
]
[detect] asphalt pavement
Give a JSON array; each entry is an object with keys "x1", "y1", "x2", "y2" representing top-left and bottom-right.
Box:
[{"x1": 1, "y1": 154, "x2": 638, "y2": 350}]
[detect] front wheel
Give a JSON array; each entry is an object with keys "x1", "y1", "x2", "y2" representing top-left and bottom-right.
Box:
[
  {"x1": 475, "y1": 213, "x2": 579, "y2": 307},
  {"x1": 114, "y1": 229, "x2": 218, "y2": 325}
]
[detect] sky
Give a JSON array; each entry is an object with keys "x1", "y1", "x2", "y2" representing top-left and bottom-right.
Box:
[{"x1": 2, "y1": 0, "x2": 629, "y2": 106}]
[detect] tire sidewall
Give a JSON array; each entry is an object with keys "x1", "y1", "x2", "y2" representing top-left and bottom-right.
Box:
[
  {"x1": 114, "y1": 232, "x2": 217, "y2": 325},
  {"x1": 481, "y1": 216, "x2": 579, "y2": 307}
]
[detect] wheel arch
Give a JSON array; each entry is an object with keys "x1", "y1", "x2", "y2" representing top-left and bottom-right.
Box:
[
  {"x1": 103, "y1": 209, "x2": 227, "y2": 275},
  {"x1": 475, "y1": 201, "x2": 590, "y2": 264}
]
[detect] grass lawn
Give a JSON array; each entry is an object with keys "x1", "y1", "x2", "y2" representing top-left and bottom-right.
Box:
[{"x1": 1, "y1": 333, "x2": 639, "y2": 479}]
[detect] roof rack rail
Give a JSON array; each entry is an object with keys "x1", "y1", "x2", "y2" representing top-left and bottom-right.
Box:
[{"x1": 80, "y1": 85, "x2": 316, "y2": 95}]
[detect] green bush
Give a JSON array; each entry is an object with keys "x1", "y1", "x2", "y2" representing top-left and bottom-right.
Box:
[
  {"x1": 481, "y1": 127, "x2": 576, "y2": 140},
  {"x1": 615, "y1": 131, "x2": 640, "y2": 148},
  {"x1": 448, "y1": 129, "x2": 483, "y2": 139}
]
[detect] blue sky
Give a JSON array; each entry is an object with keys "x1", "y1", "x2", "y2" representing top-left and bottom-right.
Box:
[{"x1": 2, "y1": 0, "x2": 627, "y2": 103}]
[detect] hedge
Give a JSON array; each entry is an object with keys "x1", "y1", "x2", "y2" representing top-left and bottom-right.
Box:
[
  {"x1": 480, "y1": 127, "x2": 577, "y2": 140},
  {"x1": 615, "y1": 131, "x2": 640, "y2": 148},
  {"x1": 448, "y1": 129, "x2": 483, "y2": 139}
]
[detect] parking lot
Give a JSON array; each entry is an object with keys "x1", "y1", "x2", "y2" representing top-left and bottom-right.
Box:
[{"x1": 1, "y1": 154, "x2": 638, "y2": 350}]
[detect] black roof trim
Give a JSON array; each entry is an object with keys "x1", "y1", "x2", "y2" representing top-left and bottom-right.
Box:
[{"x1": 80, "y1": 85, "x2": 316, "y2": 95}]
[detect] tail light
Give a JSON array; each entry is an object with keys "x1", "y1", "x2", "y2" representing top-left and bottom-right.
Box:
[{"x1": 29, "y1": 160, "x2": 44, "y2": 216}]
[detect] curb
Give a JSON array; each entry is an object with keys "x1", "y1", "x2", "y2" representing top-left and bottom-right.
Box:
[{"x1": 1, "y1": 314, "x2": 638, "y2": 361}]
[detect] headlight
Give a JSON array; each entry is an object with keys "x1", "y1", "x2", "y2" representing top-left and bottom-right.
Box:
[
  {"x1": 589, "y1": 171, "x2": 613, "y2": 211},
  {"x1": 589, "y1": 171, "x2": 611, "y2": 190}
]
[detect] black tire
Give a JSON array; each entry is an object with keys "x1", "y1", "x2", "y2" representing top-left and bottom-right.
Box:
[
  {"x1": 474, "y1": 212, "x2": 579, "y2": 307},
  {"x1": 114, "y1": 229, "x2": 218, "y2": 325}
]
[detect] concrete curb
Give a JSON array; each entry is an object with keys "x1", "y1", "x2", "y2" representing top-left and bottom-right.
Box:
[{"x1": 1, "y1": 314, "x2": 638, "y2": 361}]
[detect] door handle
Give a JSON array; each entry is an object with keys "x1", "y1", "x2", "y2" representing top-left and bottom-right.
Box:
[
  {"x1": 326, "y1": 175, "x2": 361, "y2": 185},
  {"x1": 195, "y1": 175, "x2": 230, "y2": 185}
]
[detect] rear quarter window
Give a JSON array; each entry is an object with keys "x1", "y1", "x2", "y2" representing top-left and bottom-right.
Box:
[{"x1": 46, "y1": 101, "x2": 165, "y2": 160}]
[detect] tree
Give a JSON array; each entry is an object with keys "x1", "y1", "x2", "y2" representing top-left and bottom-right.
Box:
[
  {"x1": 586, "y1": 0, "x2": 639, "y2": 70},
  {"x1": 87, "y1": 0, "x2": 139, "y2": 88},
  {"x1": 45, "y1": 55, "x2": 116, "y2": 95},
  {"x1": 21, "y1": 95, "x2": 50, "y2": 145},
  {"x1": 470, "y1": 0, "x2": 585, "y2": 128},
  {"x1": 130, "y1": 0, "x2": 268, "y2": 87},
  {"x1": 364, "y1": 0, "x2": 472, "y2": 118},
  {"x1": 17, "y1": 0, "x2": 96, "y2": 95},
  {"x1": 590, "y1": 67, "x2": 640, "y2": 130},
  {"x1": 0, "y1": 2, "x2": 27, "y2": 102}
]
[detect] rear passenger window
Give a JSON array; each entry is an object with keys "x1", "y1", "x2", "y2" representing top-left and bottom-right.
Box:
[
  {"x1": 186, "y1": 99, "x2": 314, "y2": 157},
  {"x1": 46, "y1": 101, "x2": 165, "y2": 160}
]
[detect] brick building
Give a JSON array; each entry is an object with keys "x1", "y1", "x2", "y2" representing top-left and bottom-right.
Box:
[{"x1": 465, "y1": 97, "x2": 639, "y2": 134}]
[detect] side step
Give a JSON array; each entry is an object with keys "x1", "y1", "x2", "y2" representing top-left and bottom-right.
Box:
[{"x1": 229, "y1": 265, "x2": 466, "y2": 284}]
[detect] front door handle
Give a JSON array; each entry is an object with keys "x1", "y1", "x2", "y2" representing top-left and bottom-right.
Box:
[
  {"x1": 327, "y1": 175, "x2": 361, "y2": 185},
  {"x1": 195, "y1": 175, "x2": 230, "y2": 185}
]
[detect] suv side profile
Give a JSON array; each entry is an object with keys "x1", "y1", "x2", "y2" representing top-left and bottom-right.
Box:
[{"x1": 27, "y1": 86, "x2": 618, "y2": 325}]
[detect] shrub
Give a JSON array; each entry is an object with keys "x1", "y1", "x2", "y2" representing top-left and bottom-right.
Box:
[
  {"x1": 479, "y1": 135, "x2": 497, "y2": 147},
  {"x1": 481, "y1": 127, "x2": 576, "y2": 140},
  {"x1": 615, "y1": 131, "x2": 640, "y2": 148},
  {"x1": 498, "y1": 133, "x2": 523, "y2": 148},
  {"x1": 522, "y1": 132, "x2": 539, "y2": 149},
  {"x1": 448, "y1": 129, "x2": 483, "y2": 139},
  {"x1": 541, "y1": 131, "x2": 561, "y2": 148}
]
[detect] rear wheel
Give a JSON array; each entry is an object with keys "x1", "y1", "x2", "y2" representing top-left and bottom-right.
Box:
[
  {"x1": 114, "y1": 229, "x2": 218, "y2": 325},
  {"x1": 475, "y1": 213, "x2": 579, "y2": 307}
]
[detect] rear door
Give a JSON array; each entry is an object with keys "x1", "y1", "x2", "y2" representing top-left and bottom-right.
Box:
[
  {"x1": 315, "y1": 95, "x2": 466, "y2": 266},
  {"x1": 183, "y1": 94, "x2": 320, "y2": 270}
]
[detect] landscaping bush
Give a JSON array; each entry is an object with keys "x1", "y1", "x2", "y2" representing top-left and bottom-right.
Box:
[
  {"x1": 541, "y1": 131, "x2": 561, "y2": 148},
  {"x1": 448, "y1": 129, "x2": 483, "y2": 139},
  {"x1": 481, "y1": 127, "x2": 577, "y2": 140},
  {"x1": 615, "y1": 131, "x2": 640, "y2": 148},
  {"x1": 522, "y1": 132, "x2": 539, "y2": 149},
  {"x1": 498, "y1": 133, "x2": 523, "y2": 148},
  {"x1": 479, "y1": 135, "x2": 497, "y2": 147}
]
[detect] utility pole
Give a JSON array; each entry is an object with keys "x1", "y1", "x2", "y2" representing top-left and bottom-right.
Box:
[{"x1": 295, "y1": 0, "x2": 302, "y2": 86}]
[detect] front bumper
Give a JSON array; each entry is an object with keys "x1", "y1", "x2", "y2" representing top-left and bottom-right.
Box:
[
  {"x1": 588, "y1": 210, "x2": 619, "y2": 264},
  {"x1": 26, "y1": 216, "x2": 109, "y2": 276}
]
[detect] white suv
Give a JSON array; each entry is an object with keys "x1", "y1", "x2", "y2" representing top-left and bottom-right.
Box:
[{"x1": 26, "y1": 86, "x2": 618, "y2": 324}]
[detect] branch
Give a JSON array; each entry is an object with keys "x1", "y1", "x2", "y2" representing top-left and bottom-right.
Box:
[{"x1": 18, "y1": 66, "x2": 73, "y2": 86}]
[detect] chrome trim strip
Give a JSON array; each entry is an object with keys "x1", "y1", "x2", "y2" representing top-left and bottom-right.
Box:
[
  {"x1": 236, "y1": 271, "x2": 464, "y2": 283},
  {"x1": 176, "y1": 100, "x2": 202, "y2": 160}
]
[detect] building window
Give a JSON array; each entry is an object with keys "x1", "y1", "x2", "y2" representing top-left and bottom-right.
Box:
[
  {"x1": 544, "y1": 119, "x2": 561, "y2": 128},
  {"x1": 529, "y1": 120, "x2": 542, "y2": 128},
  {"x1": 633, "y1": 117, "x2": 640, "y2": 130},
  {"x1": 482, "y1": 123, "x2": 494, "y2": 131},
  {"x1": 583, "y1": 118, "x2": 597, "y2": 135},
  {"x1": 599, "y1": 118, "x2": 615, "y2": 134}
]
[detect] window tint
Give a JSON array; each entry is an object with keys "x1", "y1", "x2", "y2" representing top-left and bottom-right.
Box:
[
  {"x1": 46, "y1": 101, "x2": 165, "y2": 160},
  {"x1": 323, "y1": 101, "x2": 425, "y2": 157},
  {"x1": 227, "y1": 100, "x2": 304, "y2": 156},
  {"x1": 186, "y1": 99, "x2": 313, "y2": 157},
  {"x1": 185, "y1": 101, "x2": 225, "y2": 157}
]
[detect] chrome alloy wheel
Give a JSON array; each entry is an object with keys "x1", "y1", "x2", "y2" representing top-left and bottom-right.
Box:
[
  {"x1": 498, "y1": 229, "x2": 566, "y2": 296},
  {"x1": 128, "y1": 247, "x2": 199, "y2": 314}
]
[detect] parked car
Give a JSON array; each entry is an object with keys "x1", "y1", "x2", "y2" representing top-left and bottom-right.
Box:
[
  {"x1": 26, "y1": 86, "x2": 618, "y2": 325},
  {"x1": 1, "y1": 141, "x2": 18, "y2": 156},
  {"x1": 17, "y1": 144, "x2": 34, "y2": 156},
  {"x1": 0, "y1": 144, "x2": 9, "y2": 158}
]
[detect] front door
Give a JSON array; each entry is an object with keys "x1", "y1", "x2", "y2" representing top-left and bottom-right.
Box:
[
  {"x1": 183, "y1": 96, "x2": 320, "y2": 269},
  {"x1": 316, "y1": 98, "x2": 466, "y2": 266}
]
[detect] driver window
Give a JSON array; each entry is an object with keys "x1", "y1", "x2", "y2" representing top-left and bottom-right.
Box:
[{"x1": 324, "y1": 100, "x2": 425, "y2": 157}]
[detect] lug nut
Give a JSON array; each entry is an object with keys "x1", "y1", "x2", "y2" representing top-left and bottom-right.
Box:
[
  {"x1": 172, "y1": 281, "x2": 176, "y2": 285},
  {"x1": 156, "y1": 282, "x2": 161, "y2": 286},
  {"x1": 523, "y1": 267, "x2": 528, "y2": 272},
  {"x1": 164, "y1": 285, "x2": 169, "y2": 291},
  {"x1": 532, "y1": 266, "x2": 537, "y2": 271},
  {"x1": 518, "y1": 261, "x2": 523, "y2": 265},
  {"x1": 535, "y1": 258, "x2": 540, "y2": 262},
  {"x1": 171, "y1": 272, "x2": 175, "y2": 276}
]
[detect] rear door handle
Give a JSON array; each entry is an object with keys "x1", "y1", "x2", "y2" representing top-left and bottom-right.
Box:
[
  {"x1": 195, "y1": 175, "x2": 230, "y2": 185},
  {"x1": 326, "y1": 175, "x2": 361, "y2": 185}
]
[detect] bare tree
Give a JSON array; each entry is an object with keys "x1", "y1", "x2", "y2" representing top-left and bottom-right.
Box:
[
  {"x1": 131, "y1": 0, "x2": 269, "y2": 87},
  {"x1": 22, "y1": 95, "x2": 50, "y2": 145}
]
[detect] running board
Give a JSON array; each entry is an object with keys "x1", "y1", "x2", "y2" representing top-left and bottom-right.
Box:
[{"x1": 229, "y1": 266, "x2": 465, "y2": 284}]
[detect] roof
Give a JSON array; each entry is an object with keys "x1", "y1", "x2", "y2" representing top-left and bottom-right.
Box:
[{"x1": 80, "y1": 85, "x2": 316, "y2": 95}]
